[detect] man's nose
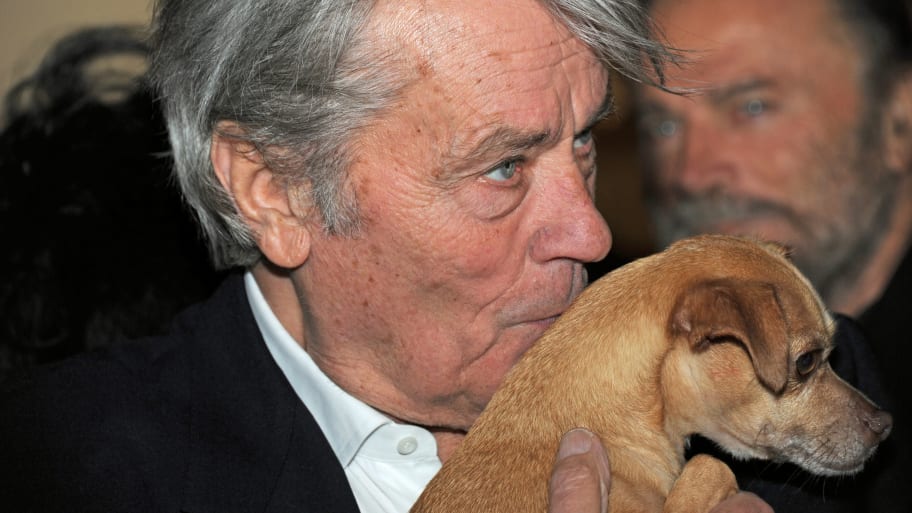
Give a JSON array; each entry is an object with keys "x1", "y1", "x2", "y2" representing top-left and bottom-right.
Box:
[
  {"x1": 528, "y1": 165, "x2": 612, "y2": 264},
  {"x1": 666, "y1": 116, "x2": 738, "y2": 195}
]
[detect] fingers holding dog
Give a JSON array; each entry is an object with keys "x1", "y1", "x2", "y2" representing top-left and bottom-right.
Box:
[{"x1": 549, "y1": 428, "x2": 611, "y2": 513}]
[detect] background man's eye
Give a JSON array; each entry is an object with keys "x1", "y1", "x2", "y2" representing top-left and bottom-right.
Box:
[
  {"x1": 484, "y1": 159, "x2": 519, "y2": 182},
  {"x1": 742, "y1": 98, "x2": 766, "y2": 116},
  {"x1": 795, "y1": 350, "x2": 819, "y2": 377},
  {"x1": 656, "y1": 119, "x2": 678, "y2": 137}
]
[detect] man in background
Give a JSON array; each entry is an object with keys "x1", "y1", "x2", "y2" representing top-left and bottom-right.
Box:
[{"x1": 635, "y1": 0, "x2": 912, "y2": 510}]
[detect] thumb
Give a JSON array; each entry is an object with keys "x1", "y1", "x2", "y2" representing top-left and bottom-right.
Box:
[{"x1": 548, "y1": 428, "x2": 611, "y2": 513}]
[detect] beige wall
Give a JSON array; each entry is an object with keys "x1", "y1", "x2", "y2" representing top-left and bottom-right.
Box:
[{"x1": 0, "y1": 0, "x2": 152, "y2": 100}]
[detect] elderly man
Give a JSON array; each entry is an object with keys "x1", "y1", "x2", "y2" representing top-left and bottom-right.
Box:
[
  {"x1": 635, "y1": 0, "x2": 912, "y2": 511},
  {"x1": 0, "y1": 1, "x2": 771, "y2": 512}
]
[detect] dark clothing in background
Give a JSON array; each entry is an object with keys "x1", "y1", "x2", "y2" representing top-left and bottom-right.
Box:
[{"x1": 856, "y1": 246, "x2": 912, "y2": 512}]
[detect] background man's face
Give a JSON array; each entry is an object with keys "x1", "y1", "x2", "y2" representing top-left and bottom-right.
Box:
[{"x1": 637, "y1": 0, "x2": 898, "y2": 294}]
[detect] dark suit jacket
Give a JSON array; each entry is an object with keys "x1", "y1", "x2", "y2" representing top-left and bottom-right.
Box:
[{"x1": 0, "y1": 273, "x2": 360, "y2": 512}]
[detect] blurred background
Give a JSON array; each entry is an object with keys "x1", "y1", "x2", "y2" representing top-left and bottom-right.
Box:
[{"x1": 1, "y1": 1, "x2": 151, "y2": 100}]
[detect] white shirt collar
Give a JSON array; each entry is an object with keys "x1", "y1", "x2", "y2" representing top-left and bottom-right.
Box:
[
  {"x1": 243, "y1": 271, "x2": 390, "y2": 466},
  {"x1": 243, "y1": 271, "x2": 441, "y2": 513}
]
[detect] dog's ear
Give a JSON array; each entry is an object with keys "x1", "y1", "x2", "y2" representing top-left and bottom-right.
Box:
[{"x1": 669, "y1": 279, "x2": 790, "y2": 394}]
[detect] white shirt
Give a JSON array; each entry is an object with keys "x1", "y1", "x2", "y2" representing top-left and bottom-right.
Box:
[{"x1": 244, "y1": 272, "x2": 442, "y2": 513}]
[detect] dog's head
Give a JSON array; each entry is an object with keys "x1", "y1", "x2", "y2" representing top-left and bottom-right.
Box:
[{"x1": 660, "y1": 236, "x2": 891, "y2": 477}]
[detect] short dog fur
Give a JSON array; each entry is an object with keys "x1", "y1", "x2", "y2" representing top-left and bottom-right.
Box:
[{"x1": 411, "y1": 235, "x2": 892, "y2": 513}]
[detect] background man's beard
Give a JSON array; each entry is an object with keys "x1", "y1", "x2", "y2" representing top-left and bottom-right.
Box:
[
  {"x1": 648, "y1": 182, "x2": 897, "y2": 309},
  {"x1": 649, "y1": 194, "x2": 788, "y2": 249}
]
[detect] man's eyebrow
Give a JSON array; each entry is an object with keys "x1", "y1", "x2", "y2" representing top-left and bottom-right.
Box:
[
  {"x1": 449, "y1": 93, "x2": 616, "y2": 165},
  {"x1": 449, "y1": 126, "x2": 553, "y2": 165},
  {"x1": 707, "y1": 78, "x2": 775, "y2": 105}
]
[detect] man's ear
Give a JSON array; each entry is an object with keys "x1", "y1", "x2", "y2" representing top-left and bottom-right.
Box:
[
  {"x1": 211, "y1": 122, "x2": 312, "y2": 268},
  {"x1": 883, "y1": 70, "x2": 912, "y2": 174}
]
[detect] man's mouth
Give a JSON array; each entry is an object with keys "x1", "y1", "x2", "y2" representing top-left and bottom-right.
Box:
[
  {"x1": 508, "y1": 263, "x2": 586, "y2": 331},
  {"x1": 528, "y1": 314, "x2": 561, "y2": 330}
]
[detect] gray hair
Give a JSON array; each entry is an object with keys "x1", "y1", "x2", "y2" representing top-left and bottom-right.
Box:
[{"x1": 150, "y1": 0, "x2": 675, "y2": 269}]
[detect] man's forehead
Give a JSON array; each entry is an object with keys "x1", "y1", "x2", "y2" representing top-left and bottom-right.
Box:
[
  {"x1": 370, "y1": 0, "x2": 590, "y2": 71},
  {"x1": 366, "y1": 0, "x2": 612, "y2": 172}
]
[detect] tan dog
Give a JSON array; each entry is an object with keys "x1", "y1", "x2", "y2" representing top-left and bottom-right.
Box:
[{"x1": 411, "y1": 235, "x2": 892, "y2": 513}]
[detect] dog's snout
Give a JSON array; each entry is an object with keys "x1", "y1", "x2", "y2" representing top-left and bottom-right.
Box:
[{"x1": 864, "y1": 409, "x2": 893, "y2": 442}]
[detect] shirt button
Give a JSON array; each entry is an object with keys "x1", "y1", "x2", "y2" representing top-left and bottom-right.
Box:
[{"x1": 397, "y1": 436, "x2": 418, "y2": 455}]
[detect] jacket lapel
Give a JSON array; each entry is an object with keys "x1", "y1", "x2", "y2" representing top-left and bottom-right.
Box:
[{"x1": 178, "y1": 273, "x2": 360, "y2": 513}]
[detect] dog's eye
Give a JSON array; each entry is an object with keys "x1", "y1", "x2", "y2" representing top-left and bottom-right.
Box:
[{"x1": 795, "y1": 350, "x2": 820, "y2": 377}]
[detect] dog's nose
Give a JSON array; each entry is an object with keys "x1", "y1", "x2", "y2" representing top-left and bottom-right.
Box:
[{"x1": 864, "y1": 409, "x2": 893, "y2": 441}]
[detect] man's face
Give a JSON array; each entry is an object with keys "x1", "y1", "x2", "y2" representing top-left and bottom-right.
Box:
[
  {"x1": 637, "y1": 0, "x2": 898, "y2": 294},
  {"x1": 295, "y1": 0, "x2": 612, "y2": 430}
]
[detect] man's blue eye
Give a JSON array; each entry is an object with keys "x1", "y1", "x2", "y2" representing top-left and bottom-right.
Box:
[
  {"x1": 573, "y1": 129, "x2": 593, "y2": 149},
  {"x1": 484, "y1": 159, "x2": 518, "y2": 181},
  {"x1": 742, "y1": 98, "x2": 766, "y2": 116}
]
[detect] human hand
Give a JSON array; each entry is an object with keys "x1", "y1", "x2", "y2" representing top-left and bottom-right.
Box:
[
  {"x1": 709, "y1": 492, "x2": 774, "y2": 513},
  {"x1": 548, "y1": 428, "x2": 611, "y2": 513},
  {"x1": 547, "y1": 429, "x2": 772, "y2": 513}
]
